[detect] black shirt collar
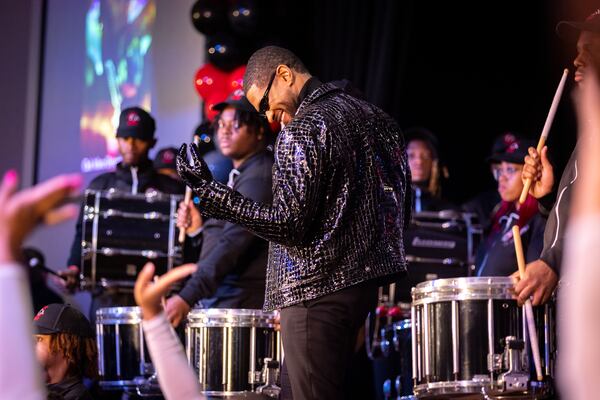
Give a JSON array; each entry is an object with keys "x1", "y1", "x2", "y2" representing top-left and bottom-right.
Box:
[
  {"x1": 117, "y1": 157, "x2": 154, "y2": 173},
  {"x1": 237, "y1": 149, "x2": 271, "y2": 173},
  {"x1": 297, "y1": 77, "x2": 322, "y2": 108}
]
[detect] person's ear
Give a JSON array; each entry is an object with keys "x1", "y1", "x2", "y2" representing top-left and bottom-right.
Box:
[
  {"x1": 276, "y1": 64, "x2": 294, "y2": 86},
  {"x1": 257, "y1": 126, "x2": 265, "y2": 141}
]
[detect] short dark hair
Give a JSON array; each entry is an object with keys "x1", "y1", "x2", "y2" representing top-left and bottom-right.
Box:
[
  {"x1": 213, "y1": 109, "x2": 274, "y2": 144},
  {"x1": 244, "y1": 46, "x2": 309, "y2": 92}
]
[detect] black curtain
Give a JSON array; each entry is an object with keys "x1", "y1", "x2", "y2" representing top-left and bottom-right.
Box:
[{"x1": 265, "y1": 0, "x2": 591, "y2": 203}]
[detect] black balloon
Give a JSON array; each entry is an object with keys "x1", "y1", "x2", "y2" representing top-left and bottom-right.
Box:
[
  {"x1": 228, "y1": 0, "x2": 259, "y2": 36},
  {"x1": 193, "y1": 122, "x2": 216, "y2": 156},
  {"x1": 206, "y1": 33, "x2": 243, "y2": 72},
  {"x1": 190, "y1": 0, "x2": 227, "y2": 36}
]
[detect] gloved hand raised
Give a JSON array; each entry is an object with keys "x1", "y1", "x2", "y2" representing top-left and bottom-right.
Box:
[{"x1": 176, "y1": 143, "x2": 214, "y2": 193}]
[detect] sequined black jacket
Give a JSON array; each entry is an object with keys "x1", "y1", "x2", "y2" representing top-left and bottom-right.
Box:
[{"x1": 192, "y1": 83, "x2": 411, "y2": 310}]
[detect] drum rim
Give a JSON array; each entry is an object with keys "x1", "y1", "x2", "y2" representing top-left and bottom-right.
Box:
[
  {"x1": 96, "y1": 306, "x2": 142, "y2": 323},
  {"x1": 187, "y1": 308, "x2": 277, "y2": 327},
  {"x1": 411, "y1": 276, "x2": 516, "y2": 304},
  {"x1": 85, "y1": 188, "x2": 183, "y2": 201},
  {"x1": 188, "y1": 308, "x2": 276, "y2": 317},
  {"x1": 414, "y1": 378, "x2": 499, "y2": 395},
  {"x1": 96, "y1": 306, "x2": 141, "y2": 315}
]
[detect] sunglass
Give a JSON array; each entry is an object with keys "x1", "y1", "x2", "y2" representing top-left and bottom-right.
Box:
[
  {"x1": 258, "y1": 72, "x2": 276, "y2": 118},
  {"x1": 492, "y1": 165, "x2": 521, "y2": 181}
]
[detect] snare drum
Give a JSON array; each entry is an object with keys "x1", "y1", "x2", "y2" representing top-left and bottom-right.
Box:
[
  {"x1": 411, "y1": 277, "x2": 555, "y2": 399},
  {"x1": 186, "y1": 308, "x2": 281, "y2": 396},
  {"x1": 96, "y1": 307, "x2": 152, "y2": 389},
  {"x1": 81, "y1": 189, "x2": 182, "y2": 288}
]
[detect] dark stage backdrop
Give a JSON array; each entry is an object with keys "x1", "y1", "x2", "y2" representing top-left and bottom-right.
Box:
[{"x1": 266, "y1": 0, "x2": 593, "y2": 204}]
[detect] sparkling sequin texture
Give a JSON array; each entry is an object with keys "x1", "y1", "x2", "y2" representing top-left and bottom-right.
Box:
[{"x1": 177, "y1": 83, "x2": 411, "y2": 310}]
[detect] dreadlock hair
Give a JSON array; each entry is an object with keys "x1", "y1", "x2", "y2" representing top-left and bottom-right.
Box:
[
  {"x1": 48, "y1": 333, "x2": 98, "y2": 380},
  {"x1": 243, "y1": 46, "x2": 309, "y2": 92}
]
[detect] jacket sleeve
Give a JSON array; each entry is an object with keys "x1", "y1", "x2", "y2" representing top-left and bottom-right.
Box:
[
  {"x1": 142, "y1": 312, "x2": 203, "y2": 399},
  {"x1": 177, "y1": 172, "x2": 273, "y2": 306},
  {"x1": 0, "y1": 266, "x2": 46, "y2": 400},
  {"x1": 526, "y1": 214, "x2": 547, "y2": 263},
  {"x1": 193, "y1": 126, "x2": 323, "y2": 246},
  {"x1": 539, "y1": 151, "x2": 577, "y2": 275}
]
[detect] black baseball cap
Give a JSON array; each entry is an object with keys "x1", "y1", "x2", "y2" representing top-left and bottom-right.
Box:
[
  {"x1": 154, "y1": 147, "x2": 178, "y2": 170},
  {"x1": 116, "y1": 106, "x2": 156, "y2": 141},
  {"x1": 33, "y1": 304, "x2": 94, "y2": 338},
  {"x1": 487, "y1": 133, "x2": 535, "y2": 164},
  {"x1": 213, "y1": 90, "x2": 256, "y2": 113},
  {"x1": 556, "y1": 9, "x2": 600, "y2": 38}
]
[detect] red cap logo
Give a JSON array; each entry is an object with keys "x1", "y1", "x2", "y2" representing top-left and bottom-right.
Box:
[
  {"x1": 231, "y1": 89, "x2": 244, "y2": 100},
  {"x1": 162, "y1": 150, "x2": 175, "y2": 164},
  {"x1": 507, "y1": 142, "x2": 520, "y2": 154},
  {"x1": 502, "y1": 133, "x2": 516, "y2": 146},
  {"x1": 34, "y1": 305, "x2": 48, "y2": 321},
  {"x1": 126, "y1": 112, "x2": 141, "y2": 127}
]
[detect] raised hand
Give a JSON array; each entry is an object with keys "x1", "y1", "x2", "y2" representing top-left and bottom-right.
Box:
[
  {"x1": 0, "y1": 171, "x2": 81, "y2": 265},
  {"x1": 176, "y1": 143, "x2": 214, "y2": 192},
  {"x1": 134, "y1": 262, "x2": 197, "y2": 320}
]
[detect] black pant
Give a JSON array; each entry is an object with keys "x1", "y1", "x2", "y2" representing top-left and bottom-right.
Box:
[{"x1": 280, "y1": 281, "x2": 378, "y2": 400}]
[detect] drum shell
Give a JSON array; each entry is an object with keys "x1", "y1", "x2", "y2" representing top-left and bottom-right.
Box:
[
  {"x1": 96, "y1": 306, "x2": 152, "y2": 388},
  {"x1": 81, "y1": 190, "x2": 182, "y2": 286},
  {"x1": 411, "y1": 277, "x2": 555, "y2": 398},
  {"x1": 186, "y1": 309, "x2": 281, "y2": 396}
]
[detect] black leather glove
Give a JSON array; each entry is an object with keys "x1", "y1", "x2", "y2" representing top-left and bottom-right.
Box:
[{"x1": 176, "y1": 143, "x2": 214, "y2": 194}]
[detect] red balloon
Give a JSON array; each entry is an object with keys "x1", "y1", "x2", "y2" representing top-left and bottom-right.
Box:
[
  {"x1": 194, "y1": 63, "x2": 229, "y2": 100},
  {"x1": 203, "y1": 91, "x2": 229, "y2": 122},
  {"x1": 229, "y1": 64, "x2": 246, "y2": 92}
]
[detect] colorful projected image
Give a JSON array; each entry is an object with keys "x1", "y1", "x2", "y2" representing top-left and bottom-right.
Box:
[{"x1": 80, "y1": 0, "x2": 156, "y2": 173}]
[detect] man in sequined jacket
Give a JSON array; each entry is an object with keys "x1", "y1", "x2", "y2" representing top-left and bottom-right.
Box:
[{"x1": 176, "y1": 46, "x2": 411, "y2": 400}]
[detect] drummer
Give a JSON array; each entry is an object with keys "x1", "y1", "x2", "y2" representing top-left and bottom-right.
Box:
[
  {"x1": 165, "y1": 93, "x2": 274, "y2": 327},
  {"x1": 61, "y1": 107, "x2": 185, "y2": 319},
  {"x1": 475, "y1": 134, "x2": 546, "y2": 277}
]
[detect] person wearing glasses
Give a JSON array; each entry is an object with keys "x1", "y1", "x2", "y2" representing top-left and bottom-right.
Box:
[
  {"x1": 175, "y1": 45, "x2": 410, "y2": 400},
  {"x1": 475, "y1": 134, "x2": 546, "y2": 277},
  {"x1": 165, "y1": 93, "x2": 274, "y2": 327}
]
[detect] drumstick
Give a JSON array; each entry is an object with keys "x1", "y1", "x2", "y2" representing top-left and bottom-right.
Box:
[
  {"x1": 519, "y1": 68, "x2": 569, "y2": 204},
  {"x1": 178, "y1": 135, "x2": 201, "y2": 243},
  {"x1": 512, "y1": 225, "x2": 544, "y2": 381}
]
